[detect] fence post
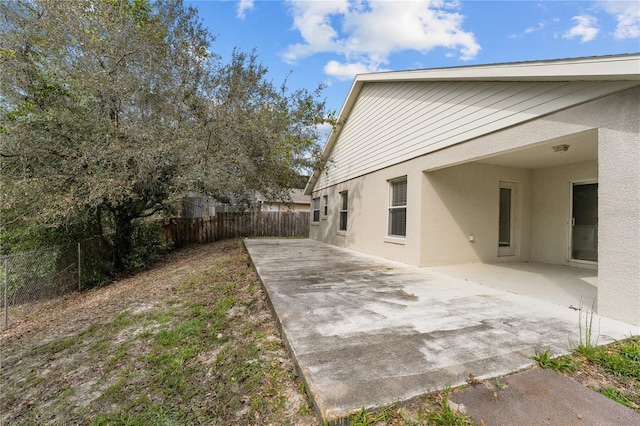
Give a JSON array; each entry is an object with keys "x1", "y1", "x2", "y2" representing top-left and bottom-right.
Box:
[
  {"x1": 4, "y1": 256, "x2": 8, "y2": 328},
  {"x1": 78, "y1": 241, "x2": 82, "y2": 291}
]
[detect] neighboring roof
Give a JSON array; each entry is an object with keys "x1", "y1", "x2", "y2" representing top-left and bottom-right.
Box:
[
  {"x1": 305, "y1": 53, "x2": 640, "y2": 195},
  {"x1": 256, "y1": 188, "x2": 311, "y2": 205},
  {"x1": 285, "y1": 188, "x2": 311, "y2": 205}
]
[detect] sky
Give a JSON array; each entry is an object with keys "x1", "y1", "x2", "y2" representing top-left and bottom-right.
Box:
[{"x1": 186, "y1": 0, "x2": 640, "y2": 118}]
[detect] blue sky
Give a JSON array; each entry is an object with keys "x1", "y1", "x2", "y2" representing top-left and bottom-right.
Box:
[{"x1": 187, "y1": 0, "x2": 640, "y2": 117}]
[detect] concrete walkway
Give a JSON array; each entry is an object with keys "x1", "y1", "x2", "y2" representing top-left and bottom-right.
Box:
[{"x1": 244, "y1": 239, "x2": 638, "y2": 425}]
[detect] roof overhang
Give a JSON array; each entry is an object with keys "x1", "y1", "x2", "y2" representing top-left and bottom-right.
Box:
[{"x1": 304, "y1": 53, "x2": 640, "y2": 195}]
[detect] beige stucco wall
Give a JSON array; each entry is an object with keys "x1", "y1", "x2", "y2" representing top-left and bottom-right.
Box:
[
  {"x1": 597, "y1": 92, "x2": 640, "y2": 326},
  {"x1": 530, "y1": 161, "x2": 598, "y2": 265},
  {"x1": 421, "y1": 163, "x2": 532, "y2": 266},
  {"x1": 309, "y1": 163, "x2": 423, "y2": 266},
  {"x1": 311, "y1": 86, "x2": 640, "y2": 325}
]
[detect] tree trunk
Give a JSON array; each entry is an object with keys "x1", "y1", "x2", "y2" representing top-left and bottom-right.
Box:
[{"x1": 113, "y1": 211, "x2": 134, "y2": 271}]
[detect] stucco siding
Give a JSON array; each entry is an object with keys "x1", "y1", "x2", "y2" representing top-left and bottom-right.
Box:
[
  {"x1": 316, "y1": 80, "x2": 637, "y2": 190},
  {"x1": 309, "y1": 163, "x2": 423, "y2": 266},
  {"x1": 421, "y1": 163, "x2": 532, "y2": 266},
  {"x1": 597, "y1": 109, "x2": 640, "y2": 324},
  {"x1": 530, "y1": 161, "x2": 598, "y2": 265}
]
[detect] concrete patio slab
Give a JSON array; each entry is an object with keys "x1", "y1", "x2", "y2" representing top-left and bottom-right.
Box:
[
  {"x1": 427, "y1": 261, "x2": 598, "y2": 310},
  {"x1": 244, "y1": 239, "x2": 638, "y2": 425},
  {"x1": 450, "y1": 368, "x2": 640, "y2": 425}
]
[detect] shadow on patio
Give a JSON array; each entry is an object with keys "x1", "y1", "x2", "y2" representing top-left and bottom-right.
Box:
[{"x1": 426, "y1": 261, "x2": 597, "y2": 310}]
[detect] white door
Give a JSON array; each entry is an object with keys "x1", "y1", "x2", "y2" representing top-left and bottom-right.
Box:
[{"x1": 498, "y1": 182, "x2": 517, "y2": 257}]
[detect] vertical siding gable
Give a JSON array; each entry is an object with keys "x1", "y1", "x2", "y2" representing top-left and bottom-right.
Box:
[{"x1": 316, "y1": 80, "x2": 637, "y2": 189}]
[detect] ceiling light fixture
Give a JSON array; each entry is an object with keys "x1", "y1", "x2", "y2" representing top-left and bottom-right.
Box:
[{"x1": 552, "y1": 144, "x2": 570, "y2": 153}]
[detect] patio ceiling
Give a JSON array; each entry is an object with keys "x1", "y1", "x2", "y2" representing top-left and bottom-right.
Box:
[{"x1": 478, "y1": 129, "x2": 597, "y2": 170}]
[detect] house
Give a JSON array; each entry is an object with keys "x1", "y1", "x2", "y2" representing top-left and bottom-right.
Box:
[
  {"x1": 181, "y1": 189, "x2": 310, "y2": 217},
  {"x1": 257, "y1": 188, "x2": 311, "y2": 212},
  {"x1": 181, "y1": 191, "x2": 241, "y2": 218},
  {"x1": 304, "y1": 54, "x2": 640, "y2": 326}
]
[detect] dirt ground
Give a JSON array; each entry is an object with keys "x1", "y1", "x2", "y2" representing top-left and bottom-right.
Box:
[
  {"x1": 1, "y1": 239, "x2": 637, "y2": 425},
  {"x1": 1, "y1": 240, "x2": 317, "y2": 425}
]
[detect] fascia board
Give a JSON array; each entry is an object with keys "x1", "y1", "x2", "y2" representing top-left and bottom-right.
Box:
[{"x1": 356, "y1": 54, "x2": 640, "y2": 83}]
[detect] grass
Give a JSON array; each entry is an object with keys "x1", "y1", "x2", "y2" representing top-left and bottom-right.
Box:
[
  {"x1": 533, "y1": 338, "x2": 640, "y2": 413},
  {"x1": 425, "y1": 387, "x2": 474, "y2": 426},
  {"x1": 531, "y1": 348, "x2": 577, "y2": 372},
  {"x1": 0, "y1": 240, "x2": 315, "y2": 425},
  {"x1": 349, "y1": 405, "x2": 398, "y2": 426},
  {"x1": 346, "y1": 386, "x2": 474, "y2": 426},
  {"x1": 577, "y1": 338, "x2": 640, "y2": 379},
  {"x1": 577, "y1": 298, "x2": 599, "y2": 354},
  {"x1": 530, "y1": 300, "x2": 639, "y2": 413},
  {"x1": 574, "y1": 336, "x2": 640, "y2": 411}
]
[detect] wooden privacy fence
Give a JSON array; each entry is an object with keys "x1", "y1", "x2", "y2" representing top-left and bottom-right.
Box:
[{"x1": 159, "y1": 211, "x2": 310, "y2": 248}]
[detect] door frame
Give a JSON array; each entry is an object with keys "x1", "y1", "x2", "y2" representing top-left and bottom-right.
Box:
[
  {"x1": 498, "y1": 181, "x2": 518, "y2": 257},
  {"x1": 568, "y1": 179, "x2": 598, "y2": 267}
]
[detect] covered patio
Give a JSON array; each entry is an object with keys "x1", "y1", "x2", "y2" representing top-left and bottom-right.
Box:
[{"x1": 422, "y1": 128, "x2": 601, "y2": 312}]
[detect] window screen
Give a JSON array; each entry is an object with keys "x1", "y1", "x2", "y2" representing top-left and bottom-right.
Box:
[
  {"x1": 389, "y1": 178, "x2": 407, "y2": 237},
  {"x1": 312, "y1": 197, "x2": 320, "y2": 222},
  {"x1": 339, "y1": 191, "x2": 348, "y2": 231}
]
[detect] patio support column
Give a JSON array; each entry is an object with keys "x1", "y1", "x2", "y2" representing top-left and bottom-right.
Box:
[{"x1": 597, "y1": 119, "x2": 640, "y2": 327}]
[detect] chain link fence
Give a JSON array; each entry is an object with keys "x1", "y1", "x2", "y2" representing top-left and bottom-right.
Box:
[{"x1": 1, "y1": 235, "x2": 115, "y2": 328}]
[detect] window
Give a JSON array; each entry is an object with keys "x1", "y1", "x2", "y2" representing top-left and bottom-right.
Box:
[
  {"x1": 322, "y1": 195, "x2": 328, "y2": 217},
  {"x1": 388, "y1": 178, "x2": 407, "y2": 237},
  {"x1": 312, "y1": 197, "x2": 320, "y2": 222},
  {"x1": 339, "y1": 191, "x2": 348, "y2": 231}
]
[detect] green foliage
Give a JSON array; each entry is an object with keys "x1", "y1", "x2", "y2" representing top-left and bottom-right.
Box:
[
  {"x1": 1, "y1": 0, "x2": 331, "y2": 272},
  {"x1": 599, "y1": 387, "x2": 636, "y2": 409},
  {"x1": 349, "y1": 405, "x2": 398, "y2": 426},
  {"x1": 577, "y1": 337, "x2": 640, "y2": 380},
  {"x1": 350, "y1": 407, "x2": 373, "y2": 426},
  {"x1": 426, "y1": 386, "x2": 473, "y2": 425},
  {"x1": 532, "y1": 349, "x2": 577, "y2": 372},
  {"x1": 122, "y1": 220, "x2": 172, "y2": 270},
  {"x1": 577, "y1": 299, "x2": 599, "y2": 353}
]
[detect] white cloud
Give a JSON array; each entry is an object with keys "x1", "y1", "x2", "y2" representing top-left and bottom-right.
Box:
[
  {"x1": 564, "y1": 15, "x2": 599, "y2": 42},
  {"x1": 316, "y1": 122, "x2": 334, "y2": 141},
  {"x1": 237, "y1": 0, "x2": 254, "y2": 20},
  {"x1": 598, "y1": 0, "x2": 640, "y2": 39},
  {"x1": 323, "y1": 60, "x2": 382, "y2": 81},
  {"x1": 525, "y1": 21, "x2": 547, "y2": 34},
  {"x1": 509, "y1": 20, "x2": 547, "y2": 38},
  {"x1": 283, "y1": 0, "x2": 480, "y2": 80}
]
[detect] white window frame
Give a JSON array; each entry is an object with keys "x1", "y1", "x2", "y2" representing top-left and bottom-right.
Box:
[
  {"x1": 388, "y1": 177, "x2": 407, "y2": 238},
  {"x1": 312, "y1": 197, "x2": 320, "y2": 223},
  {"x1": 339, "y1": 191, "x2": 348, "y2": 232},
  {"x1": 322, "y1": 195, "x2": 328, "y2": 218}
]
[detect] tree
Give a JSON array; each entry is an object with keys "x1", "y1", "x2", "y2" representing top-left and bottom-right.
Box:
[{"x1": 1, "y1": 0, "x2": 328, "y2": 269}]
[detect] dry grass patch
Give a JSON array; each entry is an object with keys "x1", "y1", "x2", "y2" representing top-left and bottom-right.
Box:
[{"x1": 0, "y1": 239, "x2": 316, "y2": 425}]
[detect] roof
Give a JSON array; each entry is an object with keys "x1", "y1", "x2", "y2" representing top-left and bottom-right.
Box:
[
  {"x1": 256, "y1": 188, "x2": 310, "y2": 205},
  {"x1": 305, "y1": 53, "x2": 640, "y2": 195}
]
